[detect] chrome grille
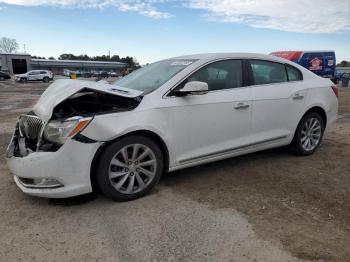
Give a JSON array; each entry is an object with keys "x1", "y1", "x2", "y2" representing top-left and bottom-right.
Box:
[{"x1": 18, "y1": 114, "x2": 44, "y2": 143}]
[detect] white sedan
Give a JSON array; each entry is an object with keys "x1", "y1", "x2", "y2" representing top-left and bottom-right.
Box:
[{"x1": 6, "y1": 53, "x2": 338, "y2": 201}]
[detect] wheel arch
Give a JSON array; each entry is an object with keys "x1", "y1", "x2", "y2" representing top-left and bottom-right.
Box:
[
  {"x1": 90, "y1": 129, "x2": 170, "y2": 193},
  {"x1": 303, "y1": 106, "x2": 327, "y2": 127},
  {"x1": 291, "y1": 105, "x2": 327, "y2": 143}
]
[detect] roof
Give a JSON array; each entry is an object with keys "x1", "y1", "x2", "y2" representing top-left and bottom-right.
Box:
[
  {"x1": 0, "y1": 52, "x2": 30, "y2": 56},
  {"x1": 31, "y1": 59, "x2": 126, "y2": 65},
  {"x1": 169, "y1": 52, "x2": 291, "y2": 63},
  {"x1": 163, "y1": 52, "x2": 317, "y2": 81},
  {"x1": 30, "y1": 59, "x2": 127, "y2": 69}
]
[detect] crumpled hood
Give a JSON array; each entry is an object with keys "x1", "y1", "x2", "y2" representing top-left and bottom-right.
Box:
[{"x1": 33, "y1": 79, "x2": 143, "y2": 122}]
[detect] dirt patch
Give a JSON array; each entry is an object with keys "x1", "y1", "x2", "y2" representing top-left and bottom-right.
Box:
[
  {"x1": 163, "y1": 88, "x2": 350, "y2": 261},
  {"x1": 163, "y1": 116, "x2": 350, "y2": 261}
]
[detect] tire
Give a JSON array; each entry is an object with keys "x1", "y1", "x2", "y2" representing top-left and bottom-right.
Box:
[
  {"x1": 290, "y1": 112, "x2": 324, "y2": 156},
  {"x1": 96, "y1": 135, "x2": 164, "y2": 201},
  {"x1": 43, "y1": 77, "x2": 50, "y2": 83},
  {"x1": 20, "y1": 78, "x2": 27, "y2": 83},
  {"x1": 0, "y1": 76, "x2": 4, "y2": 81}
]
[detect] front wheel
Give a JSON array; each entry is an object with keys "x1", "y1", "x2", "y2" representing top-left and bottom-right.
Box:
[
  {"x1": 20, "y1": 78, "x2": 27, "y2": 83},
  {"x1": 96, "y1": 136, "x2": 164, "y2": 201},
  {"x1": 290, "y1": 112, "x2": 324, "y2": 155},
  {"x1": 43, "y1": 77, "x2": 50, "y2": 83}
]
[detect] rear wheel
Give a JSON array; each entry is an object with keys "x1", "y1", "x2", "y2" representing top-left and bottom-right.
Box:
[
  {"x1": 96, "y1": 136, "x2": 164, "y2": 201},
  {"x1": 43, "y1": 77, "x2": 49, "y2": 83},
  {"x1": 290, "y1": 112, "x2": 324, "y2": 155}
]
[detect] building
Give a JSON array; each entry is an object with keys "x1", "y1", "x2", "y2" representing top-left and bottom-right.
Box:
[
  {"x1": 30, "y1": 59, "x2": 127, "y2": 75},
  {"x1": 0, "y1": 53, "x2": 127, "y2": 75},
  {"x1": 0, "y1": 53, "x2": 31, "y2": 74}
]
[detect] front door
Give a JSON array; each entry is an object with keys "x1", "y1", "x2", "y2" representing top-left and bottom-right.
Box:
[{"x1": 163, "y1": 59, "x2": 252, "y2": 164}]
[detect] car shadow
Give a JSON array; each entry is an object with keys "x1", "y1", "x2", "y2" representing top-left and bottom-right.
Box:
[
  {"x1": 161, "y1": 146, "x2": 291, "y2": 188},
  {"x1": 49, "y1": 192, "x2": 98, "y2": 206}
]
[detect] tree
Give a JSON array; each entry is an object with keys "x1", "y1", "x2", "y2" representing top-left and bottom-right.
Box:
[
  {"x1": 58, "y1": 53, "x2": 76, "y2": 60},
  {"x1": 337, "y1": 60, "x2": 349, "y2": 67},
  {"x1": 111, "y1": 55, "x2": 120, "y2": 62},
  {"x1": 31, "y1": 56, "x2": 46, "y2": 59},
  {"x1": 57, "y1": 53, "x2": 140, "y2": 68},
  {"x1": 48, "y1": 56, "x2": 56, "y2": 60},
  {"x1": 0, "y1": 37, "x2": 19, "y2": 53}
]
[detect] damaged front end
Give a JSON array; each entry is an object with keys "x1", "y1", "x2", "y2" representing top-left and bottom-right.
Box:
[
  {"x1": 6, "y1": 80, "x2": 143, "y2": 158},
  {"x1": 6, "y1": 113, "x2": 44, "y2": 158}
]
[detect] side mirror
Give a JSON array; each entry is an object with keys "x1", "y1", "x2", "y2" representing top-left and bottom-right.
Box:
[{"x1": 179, "y1": 81, "x2": 208, "y2": 95}]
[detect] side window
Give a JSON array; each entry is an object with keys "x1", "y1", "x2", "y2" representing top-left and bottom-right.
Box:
[
  {"x1": 187, "y1": 60, "x2": 243, "y2": 91},
  {"x1": 286, "y1": 65, "x2": 302, "y2": 81},
  {"x1": 40, "y1": 71, "x2": 47, "y2": 74},
  {"x1": 249, "y1": 60, "x2": 287, "y2": 85},
  {"x1": 29, "y1": 71, "x2": 38, "y2": 75}
]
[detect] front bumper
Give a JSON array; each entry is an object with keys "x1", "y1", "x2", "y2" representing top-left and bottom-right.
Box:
[{"x1": 6, "y1": 134, "x2": 102, "y2": 198}]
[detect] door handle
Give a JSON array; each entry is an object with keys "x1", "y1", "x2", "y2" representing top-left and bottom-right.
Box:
[
  {"x1": 293, "y1": 94, "x2": 304, "y2": 100},
  {"x1": 234, "y1": 103, "x2": 250, "y2": 110}
]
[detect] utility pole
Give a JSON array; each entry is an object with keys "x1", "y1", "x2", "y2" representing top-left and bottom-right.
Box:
[
  {"x1": 23, "y1": 44, "x2": 26, "y2": 53},
  {"x1": 108, "y1": 50, "x2": 111, "y2": 60}
]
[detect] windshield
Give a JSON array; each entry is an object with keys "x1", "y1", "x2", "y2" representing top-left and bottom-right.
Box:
[{"x1": 114, "y1": 59, "x2": 196, "y2": 94}]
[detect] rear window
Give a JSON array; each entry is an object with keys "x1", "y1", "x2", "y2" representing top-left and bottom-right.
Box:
[
  {"x1": 249, "y1": 60, "x2": 287, "y2": 85},
  {"x1": 286, "y1": 65, "x2": 303, "y2": 81}
]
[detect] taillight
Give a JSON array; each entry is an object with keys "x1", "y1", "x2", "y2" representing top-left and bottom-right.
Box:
[{"x1": 331, "y1": 85, "x2": 339, "y2": 98}]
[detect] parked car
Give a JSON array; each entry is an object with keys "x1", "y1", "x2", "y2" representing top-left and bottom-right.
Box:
[
  {"x1": 270, "y1": 51, "x2": 336, "y2": 82},
  {"x1": 108, "y1": 71, "x2": 119, "y2": 77},
  {"x1": 0, "y1": 71, "x2": 11, "y2": 81},
  {"x1": 6, "y1": 53, "x2": 338, "y2": 201},
  {"x1": 81, "y1": 72, "x2": 93, "y2": 78},
  {"x1": 100, "y1": 71, "x2": 109, "y2": 78},
  {"x1": 334, "y1": 69, "x2": 342, "y2": 84},
  {"x1": 15, "y1": 70, "x2": 53, "y2": 83}
]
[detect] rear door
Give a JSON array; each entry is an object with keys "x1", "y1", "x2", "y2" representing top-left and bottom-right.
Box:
[{"x1": 248, "y1": 59, "x2": 307, "y2": 143}]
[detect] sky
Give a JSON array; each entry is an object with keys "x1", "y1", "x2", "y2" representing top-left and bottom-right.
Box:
[{"x1": 0, "y1": 0, "x2": 349, "y2": 64}]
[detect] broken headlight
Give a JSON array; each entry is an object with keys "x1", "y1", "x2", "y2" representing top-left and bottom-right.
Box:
[{"x1": 43, "y1": 116, "x2": 92, "y2": 144}]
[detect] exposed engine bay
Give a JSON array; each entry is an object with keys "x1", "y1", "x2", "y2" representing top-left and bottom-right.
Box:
[
  {"x1": 8, "y1": 88, "x2": 142, "y2": 156},
  {"x1": 51, "y1": 88, "x2": 142, "y2": 120}
]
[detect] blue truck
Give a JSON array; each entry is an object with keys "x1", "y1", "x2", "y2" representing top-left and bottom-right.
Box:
[{"x1": 271, "y1": 51, "x2": 336, "y2": 82}]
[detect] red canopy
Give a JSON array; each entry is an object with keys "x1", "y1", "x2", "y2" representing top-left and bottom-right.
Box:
[{"x1": 270, "y1": 51, "x2": 302, "y2": 61}]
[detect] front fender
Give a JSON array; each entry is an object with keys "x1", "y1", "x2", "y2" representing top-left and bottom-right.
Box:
[{"x1": 80, "y1": 110, "x2": 175, "y2": 165}]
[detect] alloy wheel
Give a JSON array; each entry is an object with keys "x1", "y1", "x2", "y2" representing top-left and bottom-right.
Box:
[
  {"x1": 300, "y1": 117, "x2": 322, "y2": 151},
  {"x1": 108, "y1": 144, "x2": 157, "y2": 194}
]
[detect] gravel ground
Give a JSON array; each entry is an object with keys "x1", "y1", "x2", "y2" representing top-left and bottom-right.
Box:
[{"x1": 0, "y1": 79, "x2": 349, "y2": 262}]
